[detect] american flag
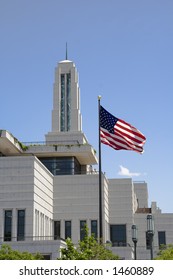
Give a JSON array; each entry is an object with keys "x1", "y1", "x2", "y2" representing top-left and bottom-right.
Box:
[{"x1": 100, "y1": 106, "x2": 146, "y2": 153}]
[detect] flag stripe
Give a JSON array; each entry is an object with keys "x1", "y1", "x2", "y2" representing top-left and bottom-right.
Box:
[
  {"x1": 101, "y1": 134, "x2": 142, "y2": 153},
  {"x1": 115, "y1": 129, "x2": 143, "y2": 147},
  {"x1": 100, "y1": 127, "x2": 143, "y2": 153},
  {"x1": 116, "y1": 120, "x2": 146, "y2": 142},
  {"x1": 114, "y1": 131, "x2": 143, "y2": 151},
  {"x1": 101, "y1": 133, "x2": 143, "y2": 153},
  {"x1": 115, "y1": 121, "x2": 145, "y2": 145}
]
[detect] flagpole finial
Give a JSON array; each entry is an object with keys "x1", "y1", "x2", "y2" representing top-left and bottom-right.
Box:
[{"x1": 98, "y1": 95, "x2": 102, "y2": 100}]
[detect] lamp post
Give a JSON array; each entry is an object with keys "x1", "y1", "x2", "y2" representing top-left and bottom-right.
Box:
[
  {"x1": 131, "y1": 224, "x2": 138, "y2": 260},
  {"x1": 147, "y1": 214, "x2": 154, "y2": 260}
]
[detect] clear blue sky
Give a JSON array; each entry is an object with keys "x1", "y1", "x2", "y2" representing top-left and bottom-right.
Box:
[{"x1": 0, "y1": 0, "x2": 173, "y2": 212}]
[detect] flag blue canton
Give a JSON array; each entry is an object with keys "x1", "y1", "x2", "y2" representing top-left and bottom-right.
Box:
[{"x1": 100, "y1": 106, "x2": 118, "y2": 134}]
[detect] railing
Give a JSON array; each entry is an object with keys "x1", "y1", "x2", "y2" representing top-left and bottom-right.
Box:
[
  {"x1": 22, "y1": 140, "x2": 80, "y2": 146},
  {"x1": 0, "y1": 235, "x2": 66, "y2": 243},
  {"x1": 111, "y1": 242, "x2": 130, "y2": 247}
]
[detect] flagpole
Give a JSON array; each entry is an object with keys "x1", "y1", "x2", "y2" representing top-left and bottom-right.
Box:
[{"x1": 98, "y1": 95, "x2": 103, "y2": 242}]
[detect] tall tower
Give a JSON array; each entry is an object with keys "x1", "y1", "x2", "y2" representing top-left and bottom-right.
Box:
[
  {"x1": 44, "y1": 56, "x2": 98, "y2": 168},
  {"x1": 45, "y1": 58, "x2": 87, "y2": 145},
  {"x1": 52, "y1": 60, "x2": 82, "y2": 133}
]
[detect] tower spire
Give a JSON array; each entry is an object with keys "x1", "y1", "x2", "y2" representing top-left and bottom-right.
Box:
[{"x1": 66, "y1": 42, "x2": 68, "y2": 60}]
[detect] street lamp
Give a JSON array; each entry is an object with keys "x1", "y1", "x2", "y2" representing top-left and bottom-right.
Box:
[
  {"x1": 132, "y1": 224, "x2": 138, "y2": 260},
  {"x1": 147, "y1": 214, "x2": 154, "y2": 260}
]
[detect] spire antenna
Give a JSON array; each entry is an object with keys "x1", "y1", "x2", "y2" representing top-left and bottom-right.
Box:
[{"x1": 66, "y1": 42, "x2": 68, "y2": 60}]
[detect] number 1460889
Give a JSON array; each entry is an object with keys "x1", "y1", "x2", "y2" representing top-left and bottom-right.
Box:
[{"x1": 113, "y1": 266, "x2": 154, "y2": 276}]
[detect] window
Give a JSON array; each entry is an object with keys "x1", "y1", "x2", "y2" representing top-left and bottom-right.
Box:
[
  {"x1": 61, "y1": 74, "x2": 65, "y2": 131},
  {"x1": 4, "y1": 210, "x2": 12, "y2": 241},
  {"x1": 66, "y1": 73, "x2": 71, "y2": 131},
  {"x1": 17, "y1": 210, "x2": 25, "y2": 241},
  {"x1": 110, "y1": 224, "x2": 127, "y2": 246},
  {"x1": 91, "y1": 220, "x2": 98, "y2": 239},
  {"x1": 158, "y1": 231, "x2": 166, "y2": 248},
  {"x1": 146, "y1": 232, "x2": 150, "y2": 249},
  {"x1": 54, "y1": 221, "x2": 61, "y2": 240},
  {"x1": 60, "y1": 73, "x2": 71, "y2": 132},
  {"x1": 39, "y1": 157, "x2": 81, "y2": 175},
  {"x1": 65, "y1": 221, "x2": 71, "y2": 239},
  {"x1": 80, "y1": 220, "x2": 86, "y2": 241}
]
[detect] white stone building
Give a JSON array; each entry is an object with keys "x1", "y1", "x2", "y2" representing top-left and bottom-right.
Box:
[{"x1": 0, "y1": 57, "x2": 173, "y2": 259}]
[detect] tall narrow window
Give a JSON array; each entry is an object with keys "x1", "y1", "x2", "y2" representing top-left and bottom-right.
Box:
[
  {"x1": 54, "y1": 221, "x2": 61, "y2": 240},
  {"x1": 80, "y1": 220, "x2": 86, "y2": 241},
  {"x1": 17, "y1": 210, "x2": 25, "y2": 241},
  {"x1": 158, "y1": 231, "x2": 166, "y2": 248},
  {"x1": 4, "y1": 210, "x2": 12, "y2": 241},
  {"x1": 66, "y1": 73, "x2": 71, "y2": 131},
  {"x1": 146, "y1": 232, "x2": 150, "y2": 249},
  {"x1": 60, "y1": 73, "x2": 71, "y2": 132},
  {"x1": 91, "y1": 220, "x2": 98, "y2": 239},
  {"x1": 61, "y1": 74, "x2": 65, "y2": 131},
  {"x1": 65, "y1": 221, "x2": 71, "y2": 239}
]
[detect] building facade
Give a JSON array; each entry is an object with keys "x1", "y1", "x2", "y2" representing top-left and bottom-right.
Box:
[{"x1": 0, "y1": 58, "x2": 173, "y2": 259}]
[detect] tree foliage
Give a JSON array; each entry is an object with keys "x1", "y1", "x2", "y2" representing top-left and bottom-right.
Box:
[
  {"x1": 155, "y1": 244, "x2": 173, "y2": 260},
  {"x1": 0, "y1": 244, "x2": 43, "y2": 260},
  {"x1": 59, "y1": 226, "x2": 119, "y2": 260}
]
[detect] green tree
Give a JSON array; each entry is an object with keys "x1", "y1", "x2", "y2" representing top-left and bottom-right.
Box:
[
  {"x1": 155, "y1": 244, "x2": 173, "y2": 260},
  {"x1": 59, "y1": 227, "x2": 119, "y2": 260},
  {"x1": 0, "y1": 244, "x2": 43, "y2": 260}
]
